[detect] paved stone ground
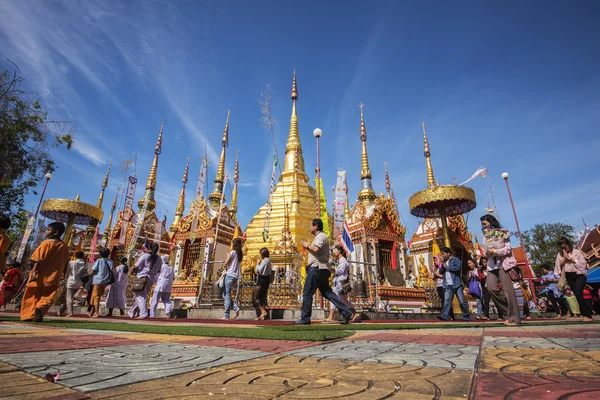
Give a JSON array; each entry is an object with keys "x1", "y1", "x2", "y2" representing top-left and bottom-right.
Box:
[{"x1": 1, "y1": 320, "x2": 600, "y2": 399}]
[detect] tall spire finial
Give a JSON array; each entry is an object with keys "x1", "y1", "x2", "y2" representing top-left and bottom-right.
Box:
[
  {"x1": 422, "y1": 121, "x2": 436, "y2": 187},
  {"x1": 96, "y1": 161, "x2": 112, "y2": 209},
  {"x1": 283, "y1": 71, "x2": 306, "y2": 177},
  {"x1": 230, "y1": 150, "x2": 240, "y2": 220},
  {"x1": 209, "y1": 110, "x2": 230, "y2": 210},
  {"x1": 138, "y1": 120, "x2": 164, "y2": 210},
  {"x1": 170, "y1": 157, "x2": 190, "y2": 233},
  {"x1": 357, "y1": 103, "x2": 376, "y2": 205},
  {"x1": 384, "y1": 161, "x2": 391, "y2": 199},
  {"x1": 344, "y1": 183, "x2": 351, "y2": 221},
  {"x1": 103, "y1": 190, "x2": 119, "y2": 242}
]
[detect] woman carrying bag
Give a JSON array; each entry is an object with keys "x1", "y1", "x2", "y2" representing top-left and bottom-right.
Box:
[
  {"x1": 325, "y1": 245, "x2": 358, "y2": 323},
  {"x1": 555, "y1": 237, "x2": 592, "y2": 322},
  {"x1": 128, "y1": 243, "x2": 162, "y2": 320}
]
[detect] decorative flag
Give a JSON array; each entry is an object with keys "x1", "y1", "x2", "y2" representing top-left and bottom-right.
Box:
[
  {"x1": 459, "y1": 167, "x2": 488, "y2": 186},
  {"x1": 262, "y1": 154, "x2": 278, "y2": 242},
  {"x1": 314, "y1": 177, "x2": 330, "y2": 237},
  {"x1": 16, "y1": 215, "x2": 35, "y2": 262},
  {"x1": 341, "y1": 221, "x2": 354, "y2": 254},
  {"x1": 191, "y1": 156, "x2": 209, "y2": 243},
  {"x1": 32, "y1": 219, "x2": 46, "y2": 249},
  {"x1": 128, "y1": 190, "x2": 150, "y2": 256},
  {"x1": 119, "y1": 176, "x2": 138, "y2": 246},
  {"x1": 89, "y1": 225, "x2": 100, "y2": 263},
  {"x1": 333, "y1": 170, "x2": 347, "y2": 240}
]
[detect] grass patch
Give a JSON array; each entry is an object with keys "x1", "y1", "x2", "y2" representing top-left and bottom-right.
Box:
[{"x1": 0, "y1": 316, "x2": 351, "y2": 341}]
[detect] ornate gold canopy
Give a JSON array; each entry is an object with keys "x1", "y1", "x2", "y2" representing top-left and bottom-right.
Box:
[
  {"x1": 409, "y1": 185, "x2": 476, "y2": 218},
  {"x1": 41, "y1": 198, "x2": 104, "y2": 226}
]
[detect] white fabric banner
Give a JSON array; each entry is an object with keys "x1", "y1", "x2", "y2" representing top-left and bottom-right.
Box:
[
  {"x1": 333, "y1": 170, "x2": 347, "y2": 239},
  {"x1": 459, "y1": 167, "x2": 488, "y2": 186}
]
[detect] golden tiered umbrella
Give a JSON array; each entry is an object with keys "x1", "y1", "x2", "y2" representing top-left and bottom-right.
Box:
[
  {"x1": 40, "y1": 194, "x2": 104, "y2": 245},
  {"x1": 408, "y1": 122, "x2": 476, "y2": 247}
]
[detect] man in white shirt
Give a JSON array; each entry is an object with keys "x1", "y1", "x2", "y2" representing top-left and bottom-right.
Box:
[{"x1": 296, "y1": 219, "x2": 354, "y2": 325}]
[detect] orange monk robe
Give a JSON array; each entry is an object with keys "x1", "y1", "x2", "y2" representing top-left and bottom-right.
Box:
[
  {"x1": 0, "y1": 231, "x2": 9, "y2": 272},
  {"x1": 20, "y1": 239, "x2": 69, "y2": 321}
]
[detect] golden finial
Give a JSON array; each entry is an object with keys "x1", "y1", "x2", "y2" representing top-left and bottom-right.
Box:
[
  {"x1": 96, "y1": 161, "x2": 112, "y2": 209},
  {"x1": 209, "y1": 110, "x2": 230, "y2": 210},
  {"x1": 344, "y1": 183, "x2": 350, "y2": 221},
  {"x1": 138, "y1": 121, "x2": 164, "y2": 211},
  {"x1": 170, "y1": 157, "x2": 190, "y2": 233},
  {"x1": 357, "y1": 103, "x2": 376, "y2": 205},
  {"x1": 75, "y1": 193, "x2": 80, "y2": 201},
  {"x1": 384, "y1": 161, "x2": 391, "y2": 198},
  {"x1": 230, "y1": 151, "x2": 240, "y2": 220},
  {"x1": 103, "y1": 190, "x2": 119, "y2": 242},
  {"x1": 283, "y1": 71, "x2": 305, "y2": 175},
  {"x1": 422, "y1": 121, "x2": 436, "y2": 187}
]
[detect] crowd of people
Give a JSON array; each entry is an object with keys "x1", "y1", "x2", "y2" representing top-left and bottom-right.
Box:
[{"x1": 0, "y1": 211, "x2": 596, "y2": 324}]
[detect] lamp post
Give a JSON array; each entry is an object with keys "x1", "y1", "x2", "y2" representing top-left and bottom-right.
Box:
[
  {"x1": 313, "y1": 128, "x2": 322, "y2": 218},
  {"x1": 34, "y1": 173, "x2": 53, "y2": 219},
  {"x1": 502, "y1": 172, "x2": 537, "y2": 303}
]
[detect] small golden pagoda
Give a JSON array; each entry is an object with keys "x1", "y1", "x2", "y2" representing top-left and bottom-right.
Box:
[
  {"x1": 108, "y1": 121, "x2": 171, "y2": 260},
  {"x1": 82, "y1": 162, "x2": 111, "y2": 253},
  {"x1": 169, "y1": 112, "x2": 238, "y2": 303},
  {"x1": 344, "y1": 104, "x2": 419, "y2": 306},
  {"x1": 243, "y1": 72, "x2": 318, "y2": 266}
]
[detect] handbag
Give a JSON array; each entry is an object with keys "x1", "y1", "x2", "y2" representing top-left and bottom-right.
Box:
[
  {"x1": 130, "y1": 276, "x2": 148, "y2": 291},
  {"x1": 468, "y1": 276, "x2": 481, "y2": 298},
  {"x1": 341, "y1": 280, "x2": 352, "y2": 294},
  {"x1": 507, "y1": 267, "x2": 522, "y2": 282},
  {"x1": 216, "y1": 273, "x2": 225, "y2": 289},
  {"x1": 107, "y1": 265, "x2": 115, "y2": 285}
]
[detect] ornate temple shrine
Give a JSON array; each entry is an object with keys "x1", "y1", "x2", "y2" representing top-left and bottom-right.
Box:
[
  {"x1": 108, "y1": 122, "x2": 171, "y2": 261},
  {"x1": 169, "y1": 112, "x2": 240, "y2": 303}
]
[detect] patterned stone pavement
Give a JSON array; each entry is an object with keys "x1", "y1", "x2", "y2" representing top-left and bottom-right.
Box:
[{"x1": 1, "y1": 320, "x2": 599, "y2": 399}]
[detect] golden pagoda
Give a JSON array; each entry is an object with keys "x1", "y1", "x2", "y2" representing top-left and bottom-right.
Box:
[
  {"x1": 169, "y1": 158, "x2": 190, "y2": 234},
  {"x1": 108, "y1": 121, "x2": 171, "y2": 259},
  {"x1": 83, "y1": 162, "x2": 111, "y2": 252},
  {"x1": 243, "y1": 72, "x2": 319, "y2": 266}
]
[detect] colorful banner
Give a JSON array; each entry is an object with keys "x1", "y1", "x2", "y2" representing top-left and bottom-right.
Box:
[
  {"x1": 32, "y1": 219, "x2": 46, "y2": 250},
  {"x1": 16, "y1": 215, "x2": 35, "y2": 262},
  {"x1": 118, "y1": 176, "x2": 137, "y2": 246},
  {"x1": 262, "y1": 154, "x2": 278, "y2": 242},
  {"x1": 191, "y1": 156, "x2": 208, "y2": 243},
  {"x1": 333, "y1": 170, "x2": 347, "y2": 239},
  {"x1": 459, "y1": 167, "x2": 488, "y2": 186},
  {"x1": 89, "y1": 225, "x2": 100, "y2": 263},
  {"x1": 314, "y1": 177, "x2": 330, "y2": 237}
]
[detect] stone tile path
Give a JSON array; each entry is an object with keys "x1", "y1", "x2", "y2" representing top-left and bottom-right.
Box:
[{"x1": 1, "y1": 320, "x2": 599, "y2": 399}]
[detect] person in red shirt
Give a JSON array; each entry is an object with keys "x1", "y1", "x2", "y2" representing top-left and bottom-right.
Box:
[
  {"x1": 583, "y1": 285, "x2": 594, "y2": 316},
  {"x1": 0, "y1": 262, "x2": 22, "y2": 308}
]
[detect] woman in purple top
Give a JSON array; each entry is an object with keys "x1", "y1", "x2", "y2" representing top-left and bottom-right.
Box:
[{"x1": 128, "y1": 243, "x2": 162, "y2": 319}]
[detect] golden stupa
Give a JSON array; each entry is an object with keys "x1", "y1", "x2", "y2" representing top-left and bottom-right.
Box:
[{"x1": 243, "y1": 73, "x2": 318, "y2": 264}]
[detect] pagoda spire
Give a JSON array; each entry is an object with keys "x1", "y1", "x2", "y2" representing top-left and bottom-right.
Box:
[
  {"x1": 209, "y1": 110, "x2": 230, "y2": 210},
  {"x1": 357, "y1": 103, "x2": 376, "y2": 206},
  {"x1": 282, "y1": 70, "x2": 306, "y2": 179},
  {"x1": 344, "y1": 183, "x2": 350, "y2": 221},
  {"x1": 138, "y1": 121, "x2": 164, "y2": 211},
  {"x1": 384, "y1": 161, "x2": 391, "y2": 199},
  {"x1": 96, "y1": 162, "x2": 111, "y2": 210},
  {"x1": 422, "y1": 121, "x2": 436, "y2": 187},
  {"x1": 103, "y1": 190, "x2": 118, "y2": 242},
  {"x1": 170, "y1": 157, "x2": 189, "y2": 233},
  {"x1": 230, "y1": 151, "x2": 240, "y2": 221},
  {"x1": 291, "y1": 147, "x2": 300, "y2": 212}
]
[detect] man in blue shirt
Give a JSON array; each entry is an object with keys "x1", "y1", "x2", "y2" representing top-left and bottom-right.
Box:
[{"x1": 437, "y1": 247, "x2": 471, "y2": 321}]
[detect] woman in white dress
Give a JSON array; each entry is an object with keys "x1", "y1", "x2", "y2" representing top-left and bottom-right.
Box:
[{"x1": 105, "y1": 257, "x2": 129, "y2": 317}]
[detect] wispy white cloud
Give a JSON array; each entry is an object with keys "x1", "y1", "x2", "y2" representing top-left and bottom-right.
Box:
[{"x1": 71, "y1": 137, "x2": 109, "y2": 166}]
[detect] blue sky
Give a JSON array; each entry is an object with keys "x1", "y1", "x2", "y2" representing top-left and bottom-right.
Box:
[{"x1": 2, "y1": 0, "x2": 599, "y2": 243}]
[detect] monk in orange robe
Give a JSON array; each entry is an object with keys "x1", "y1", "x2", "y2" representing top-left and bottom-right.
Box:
[
  {"x1": 0, "y1": 214, "x2": 11, "y2": 273},
  {"x1": 20, "y1": 222, "x2": 70, "y2": 322}
]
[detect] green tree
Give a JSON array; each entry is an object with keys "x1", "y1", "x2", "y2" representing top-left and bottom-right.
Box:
[
  {"x1": 519, "y1": 223, "x2": 577, "y2": 276},
  {"x1": 0, "y1": 62, "x2": 75, "y2": 233}
]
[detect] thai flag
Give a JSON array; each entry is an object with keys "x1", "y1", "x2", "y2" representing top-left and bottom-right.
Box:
[{"x1": 341, "y1": 222, "x2": 355, "y2": 254}]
